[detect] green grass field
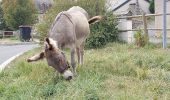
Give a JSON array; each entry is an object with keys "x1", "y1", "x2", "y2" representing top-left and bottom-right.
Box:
[{"x1": 0, "y1": 43, "x2": 170, "y2": 100}]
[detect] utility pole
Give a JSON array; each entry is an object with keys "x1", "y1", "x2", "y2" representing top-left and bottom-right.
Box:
[{"x1": 163, "y1": 0, "x2": 167, "y2": 49}]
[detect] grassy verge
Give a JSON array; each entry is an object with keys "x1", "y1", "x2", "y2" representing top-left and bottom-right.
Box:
[
  {"x1": 0, "y1": 36, "x2": 21, "y2": 44},
  {"x1": 0, "y1": 43, "x2": 170, "y2": 100}
]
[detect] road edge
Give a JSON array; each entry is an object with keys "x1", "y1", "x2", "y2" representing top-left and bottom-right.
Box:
[{"x1": 0, "y1": 52, "x2": 24, "y2": 72}]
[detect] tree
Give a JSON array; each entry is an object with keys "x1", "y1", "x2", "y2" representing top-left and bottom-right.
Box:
[
  {"x1": 1, "y1": 0, "x2": 37, "y2": 30},
  {"x1": 0, "y1": 3, "x2": 6, "y2": 30}
]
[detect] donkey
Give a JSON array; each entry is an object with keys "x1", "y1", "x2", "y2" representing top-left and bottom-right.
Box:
[
  {"x1": 28, "y1": 6, "x2": 102, "y2": 75},
  {"x1": 28, "y1": 38, "x2": 73, "y2": 80}
]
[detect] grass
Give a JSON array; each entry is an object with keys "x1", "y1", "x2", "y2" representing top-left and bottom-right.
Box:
[
  {"x1": 1, "y1": 43, "x2": 170, "y2": 100},
  {"x1": 0, "y1": 36, "x2": 21, "y2": 44}
]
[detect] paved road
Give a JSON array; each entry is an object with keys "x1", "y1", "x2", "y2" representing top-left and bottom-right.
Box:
[{"x1": 0, "y1": 44, "x2": 39, "y2": 68}]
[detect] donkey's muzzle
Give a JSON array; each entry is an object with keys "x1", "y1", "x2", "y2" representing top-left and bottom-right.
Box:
[{"x1": 62, "y1": 70, "x2": 73, "y2": 80}]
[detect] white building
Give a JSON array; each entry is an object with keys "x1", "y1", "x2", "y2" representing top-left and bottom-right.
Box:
[{"x1": 108, "y1": 0, "x2": 151, "y2": 43}]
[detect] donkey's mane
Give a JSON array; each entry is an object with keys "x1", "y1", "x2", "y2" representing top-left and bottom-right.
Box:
[
  {"x1": 49, "y1": 11, "x2": 74, "y2": 34},
  {"x1": 49, "y1": 12, "x2": 63, "y2": 33}
]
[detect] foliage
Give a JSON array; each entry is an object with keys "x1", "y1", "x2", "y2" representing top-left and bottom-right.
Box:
[
  {"x1": 134, "y1": 29, "x2": 146, "y2": 47},
  {"x1": 36, "y1": 0, "x2": 119, "y2": 48},
  {"x1": 85, "y1": 13, "x2": 118, "y2": 48},
  {"x1": 1, "y1": 43, "x2": 170, "y2": 99},
  {"x1": 149, "y1": 0, "x2": 155, "y2": 14},
  {"x1": 35, "y1": 22, "x2": 49, "y2": 41},
  {"x1": 1, "y1": 0, "x2": 37, "y2": 30},
  {"x1": 0, "y1": 3, "x2": 6, "y2": 30}
]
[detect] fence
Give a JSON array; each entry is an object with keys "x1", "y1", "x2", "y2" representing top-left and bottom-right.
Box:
[
  {"x1": 116, "y1": 13, "x2": 170, "y2": 47},
  {"x1": 0, "y1": 31, "x2": 19, "y2": 38},
  {"x1": 0, "y1": 31, "x2": 15, "y2": 38}
]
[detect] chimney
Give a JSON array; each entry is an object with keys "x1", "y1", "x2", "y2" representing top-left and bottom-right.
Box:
[{"x1": 129, "y1": 3, "x2": 136, "y2": 15}]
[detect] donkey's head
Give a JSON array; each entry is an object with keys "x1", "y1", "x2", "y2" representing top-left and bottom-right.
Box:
[
  {"x1": 45, "y1": 38, "x2": 73, "y2": 80},
  {"x1": 27, "y1": 37, "x2": 73, "y2": 80}
]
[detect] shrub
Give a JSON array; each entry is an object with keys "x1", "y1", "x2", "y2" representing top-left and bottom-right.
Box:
[
  {"x1": 134, "y1": 29, "x2": 146, "y2": 47},
  {"x1": 149, "y1": 0, "x2": 155, "y2": 14},
  {"x1": 85, "y1": 13, "x2": 119, "y2": 48},
  {"x1": 35, "y1": 22, "x2": 49, "y2": 41}
]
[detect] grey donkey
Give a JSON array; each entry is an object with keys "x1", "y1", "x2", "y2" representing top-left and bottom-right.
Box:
[{"x1": 28, "y1": 6, "x2": 102, "y2": 76}]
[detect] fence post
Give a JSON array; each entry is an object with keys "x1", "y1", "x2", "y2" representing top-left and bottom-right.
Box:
[
  {"x1": 142, "y1": 12, "x2": 149, "y2": 43},
  {"x1": 163, "y1": 0, "x2": 167, "y2": 49}
]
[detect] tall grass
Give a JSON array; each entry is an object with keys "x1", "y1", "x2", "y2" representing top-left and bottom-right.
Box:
[{"x1": 0, "y1": 43, "x2": 170, "y2": 100}]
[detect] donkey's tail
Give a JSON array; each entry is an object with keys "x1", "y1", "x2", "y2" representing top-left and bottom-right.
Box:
[{"x1": 88, "y1": 16, "x2": 102, "y2": 24}]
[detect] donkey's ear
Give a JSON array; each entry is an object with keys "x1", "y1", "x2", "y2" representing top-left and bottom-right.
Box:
[
  {"x1": 45, "y1": 37, "x2": 53, "y2": 50},
  {"x1": 45, "y1": 37, "x2": 50, "y2": 44}
]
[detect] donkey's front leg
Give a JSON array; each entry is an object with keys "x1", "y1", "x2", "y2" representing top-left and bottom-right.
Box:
[
  {"x1": 76, "y1": 47, "x2": 80, "y2": 64},
  {"x1": 27, "y1": 52, "x2": 45, "y2": 62},
  {"x1": 71, "y1": 48, "x2": 76, "y2": 76}
]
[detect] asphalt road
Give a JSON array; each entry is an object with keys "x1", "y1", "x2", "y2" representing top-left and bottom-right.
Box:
[{"x1": 0, "y1": 44, "x2": 39, "y2": 66}]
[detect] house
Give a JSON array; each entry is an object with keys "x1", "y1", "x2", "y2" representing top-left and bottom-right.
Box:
[
  {"x1": 34, "y1": 0, "x2": 54, "y2": 14},
  {"x1": 155, "y1": 0, "x2": 170, "y2": 37},
  {"x1": 34, "y1": 0, "x2": 54, "y2": 22},
  {"x1": 108, "y1": 0, "x2": 151, "y2": 43},
  {"x1": 109, "y1": 0, "x2": 150, "y2": 15}
]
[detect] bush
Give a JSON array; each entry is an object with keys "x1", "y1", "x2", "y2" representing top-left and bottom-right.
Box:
[
  {"x1": 85, "y1": 13, "x2": 118, "y2": 48},
  {"x1": 35, "y1": 22, "x2": 49, "y2": 41},
  {"x1": 134, "y1": 29, "x2": 146, "y2": 47},
  {"x1": 149, "y1": 0, "x2": 155, "y2": 14}
]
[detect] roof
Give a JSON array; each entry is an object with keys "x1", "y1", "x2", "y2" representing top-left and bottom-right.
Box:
[
  {"x1": 111, "y1": 0, "x2": 150, "y2": 15},
  {"x1": 112, "y1": 0, "x2": 131, "y2": 12}
]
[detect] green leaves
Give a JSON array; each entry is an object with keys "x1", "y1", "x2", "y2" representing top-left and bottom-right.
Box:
[
  {"x1": 85, "y1": 13, "x2": 119, "y2": 48},
  {"x1": 149, "y1": 0, "x2": 155, "y2": 14},
  {"x1": 1, "y1": 0, "x2": 37, "y2": 30},
  {"x1": 0, "y1": 3, "x2": 6, "y2": 30}
]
